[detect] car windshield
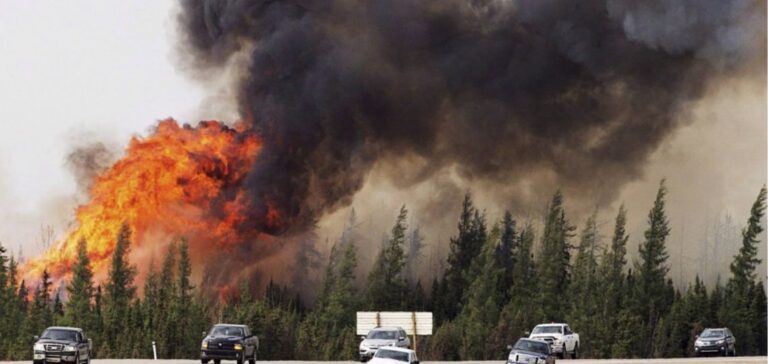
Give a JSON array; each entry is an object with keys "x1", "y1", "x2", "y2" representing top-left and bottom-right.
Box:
[
  {"x1": 368, "y1": 330, "x2": 397, "y2": 340},
  {"x1": 374, "y1": 349, "x2": 409, "y2": 362},
  {"x1": 531, "y1": 326, "x2": 562, "y2": 334},
  {"x1": 40, "y1": 329, "x2": 78, "y2": 342},
  {"x1": 210, "y1": 326, "x2": 244, "y2": 337},
  {"x1": 701, "y1": 329, "x2": 724, "y2": 338},
  {"x1": 514, "y1": 339, "x2": 550, "y2": 355}
]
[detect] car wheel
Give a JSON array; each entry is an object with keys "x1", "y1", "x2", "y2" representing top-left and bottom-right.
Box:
[
  {"x1": 201, "y1": 360, "x2": 209, "y2": 364},
  {"x1": 237, "y1": 356, "x2": 244, "y2": 364},
  {"x1": 249, "y1": 350, "x2": 256, "y2": 364},
  {"x1": 571, "y1": 344, "x2": 579, "y2": 359},
  {"x1": 214, "y1": 360, "x2": 221, "y2": 364}
]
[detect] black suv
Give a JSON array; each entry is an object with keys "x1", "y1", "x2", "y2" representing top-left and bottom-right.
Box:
[
  {"x1": 694, "y1": 327, "x2": 736, "y2": 356},
  {"x1": 201, "y1": 324, "x2": 258, "y2": 364},
  {"x1": 33, "y1": 327, "x2": 92, "y2": 364}
]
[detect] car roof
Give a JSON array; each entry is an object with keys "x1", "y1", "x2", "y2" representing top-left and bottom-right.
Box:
[
  {"x1": 46, "y1": 327, "x2": 83, "y2": 332},
  {"x1": 376, "y1": 346, "x2": 415, "y2": 354},
  {"x1": 535, "y1": 323, "x2": 565, "y2": 326},
  {"x1": 371, "y1": 326, "x2": 404, "y2": 331}
]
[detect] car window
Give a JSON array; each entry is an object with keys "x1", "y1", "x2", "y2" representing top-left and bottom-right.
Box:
[
  {"x1": 531, "y1": 326, "x2": 561, "y2": 334},
  {"x1": 701, "y1": 329, "x2": 724, "y2": 338},
  {"x1": 40, "y1": 329, "x2": 78, "y2": 342},
  {"x1": 564, "y1": 326, "x2": 571, "y2": 334},
  {"x1": 374, "y1": 349, "x2": 409, "y2": 362},
  {"x1": 368, "y1": 330, "x2": 397, "y2": 340},
  {"x1": 211, "y1": 326, "x2": 244, "y2": 337},
  {"x1": 513, "y1": 339, "x2": 550, "y2": 355}
]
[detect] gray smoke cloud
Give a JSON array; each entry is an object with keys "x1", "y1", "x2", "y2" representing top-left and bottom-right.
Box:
[{"x1": 176, "y1": 0, "x2": 765, "y2": 234}]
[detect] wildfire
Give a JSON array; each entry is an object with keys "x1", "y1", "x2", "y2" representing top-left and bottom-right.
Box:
[{"x1": 21, "y1": 119, "x2": 263, "y2": 288}]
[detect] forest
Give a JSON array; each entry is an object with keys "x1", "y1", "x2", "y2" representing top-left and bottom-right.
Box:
[{"x1": 0, "y1": 182, "x2": 765, "y2": 360}]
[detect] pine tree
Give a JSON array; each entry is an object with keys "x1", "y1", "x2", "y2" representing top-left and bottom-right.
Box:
[
  {"x1": 567, "y1": 212, "x2": 600, "y2": 357},
  {"x1": 594, "y1": 205, "x2": 629, "y2": 357},
  {"x1": 366, "y1": 205, "x2": 408, "y2": 310},
  {"x1": 634, "y1": 180, "x2": 671, "y2": 357},
  {"x1": 537, "y1": 190, "x2": 575, "y2": 321},
  {"x1": 65, "y1": 238, "x2": 95, "y2": 329},
  {"x1": 496, "y1": 211, "x2": 516, "y2": 303},
  {"x1": 721, "y1": 186, "x2": 766, "y2": 355},
  {"x1": 457, "y1": 224, "x2": 505, "y2": 359},
  {"x1": 443, "y1": 194, "x2": 486, "y2": 320},
  {"x1": 103, "y1": 223, "x2": 137, "y2": 356}
]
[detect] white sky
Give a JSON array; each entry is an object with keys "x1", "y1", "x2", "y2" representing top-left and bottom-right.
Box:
[{"x1": 0, "y1": 1, "x2": 207, "y2": 253}]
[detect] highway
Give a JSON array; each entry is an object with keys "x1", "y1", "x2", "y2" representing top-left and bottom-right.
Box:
[{"x1": 3, "y1": 359, "x2": 767, "y2": 364}]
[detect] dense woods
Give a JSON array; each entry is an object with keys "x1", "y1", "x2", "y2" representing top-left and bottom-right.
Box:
[{"x1": 0, "y1": 183, "x2": 765, "y2": 360}]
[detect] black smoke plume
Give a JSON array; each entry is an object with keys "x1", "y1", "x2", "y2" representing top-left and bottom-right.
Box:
[{"x1": 177, "y1": 0, "x2": 765, "y2": 233}]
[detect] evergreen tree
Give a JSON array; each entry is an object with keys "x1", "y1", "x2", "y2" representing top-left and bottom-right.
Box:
[
  {"x1": 443, "y1": 194, "x2": 486, "y2": 320},
  {"x1": 634, "y1": 180, "x2": 672, "y2": 357},
  {"x1": 366, "y1": 205, "x2": 408, "y2": 310},
  {"x1": 496, "y1": 211, "x2": 516, "y2": 303},
  {"x1": 102, "y1": 223, "x2": 137, "y2": 357},
  {"x1": 722, "y1": 185, "x2": 766, "y2": 355},
  {"x1": 65, "y1": 238, "x2": 95, "y2": 329},
  {"x1": 536, "y1": 190, "x2": 575, "y2": 321},
  {"x1": 594, "y1": 205, "x2": 629, "y2": 357},
  {"x1": 566, "y1": 212, "x2": 600, "y2": 357}
]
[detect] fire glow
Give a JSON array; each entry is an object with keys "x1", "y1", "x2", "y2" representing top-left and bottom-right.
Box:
[{"x1": 21, "y1": 119, "x2": 266, "y2": 287}]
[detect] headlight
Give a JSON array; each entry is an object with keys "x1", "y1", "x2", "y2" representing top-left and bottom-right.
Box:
[
  {"x1": 33, "y1": 343, "x2": 45, "y2": 351},
  {"x1": 716, "y1": 339, "x2": 725, "y2": 344},
  {"x1": 695, "y1": 340, "x2": 703, "y2": 346},
  {"x1": 234, "y1": 343, "x2": 243, "y2": 351},
  {"x1": 360, "y1": 343, "x2": 369, "y2": 349},
  {"x1": 63, "y1": 345, "x2": 76, "y2": 352},
  {"x1": 202, "y1": 341, "x2": 208, "y2": 349}
]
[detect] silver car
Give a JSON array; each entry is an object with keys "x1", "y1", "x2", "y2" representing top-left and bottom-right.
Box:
[{"x1": 359, "y1": 327, "x2": 411, "y2": 362}]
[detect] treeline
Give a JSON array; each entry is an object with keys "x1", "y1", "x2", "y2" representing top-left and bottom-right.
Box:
[{"x1": 0, "y1": 182, "x2": 765, "y2": 360}]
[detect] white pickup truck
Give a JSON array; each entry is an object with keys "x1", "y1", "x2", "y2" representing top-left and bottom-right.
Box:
[{"x1": 527, "y1": 323, "x2": 579, "y2": 359}]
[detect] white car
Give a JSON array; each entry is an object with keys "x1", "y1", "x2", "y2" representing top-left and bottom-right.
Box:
[
  {"x1": 527, "y1": 323, "x2": 579, "y2": 359},
  {"x1": 359, "y1": 327, "x2": 412, "y2": 362},
  {"x1": 368, "y1": 347, "x2": 419, "y2": 364}
]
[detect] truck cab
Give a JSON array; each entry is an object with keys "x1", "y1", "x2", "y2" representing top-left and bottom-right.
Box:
[{"x1": 527, "y1": 323, "x2": 579, "y2": 359}]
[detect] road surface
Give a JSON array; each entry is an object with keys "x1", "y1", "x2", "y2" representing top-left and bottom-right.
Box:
[{"x1": 3, "y1": 359, "x2": 767, "y2": 364}]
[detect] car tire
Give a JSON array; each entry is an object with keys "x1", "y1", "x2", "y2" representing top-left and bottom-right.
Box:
[
  {"x1": 201, "y1": 360, "x2": 209, "y2": 364},
  {"x1": 249, "y1": 350, "x2": 256, "y2": 364},
  {"x1": 214, "y1": 360, "x2": 221, "y2": 364}
]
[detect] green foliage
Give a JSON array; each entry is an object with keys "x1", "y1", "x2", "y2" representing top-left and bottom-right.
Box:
[
  {"x1": 366, "y1": 205, "x2": 409, "y2": 310},
  {"x1": 65, "y1": 238, "x2": 95, "y2": 330},
  {"x1": 536, "y1": 190, "x2": 575, "y2": 321},
  {"x1": 567, "y1": 213, "x2": 600, "y2": 357}
]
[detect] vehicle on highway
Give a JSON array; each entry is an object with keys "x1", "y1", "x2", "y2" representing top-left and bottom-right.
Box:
[
  {"x1": 201, "y1": 323, "x2": 258, "y2": 364},
  {"x1": 694, "y1": 327, "x2": 736, "y2": 356},
  {"x1": 527, "y1": 323, "x2": 579, "y2": 359},
  {"x1": 368, "y1": 346, "x2": 419, "y2": 364},
  {"x1": 33, "y1": 326, "x2": 92, "y2": 364},
  {"x1": 507, "y1": 338, "x2": 556, "y2": 364},
  {"x1": 359, "y1": 326, "x2": 411, "y2": 362}
]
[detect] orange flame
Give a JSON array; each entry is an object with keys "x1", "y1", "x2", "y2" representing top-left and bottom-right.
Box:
[{"x1": 21, "y1": 119, "x2": 263, "y2": 288}]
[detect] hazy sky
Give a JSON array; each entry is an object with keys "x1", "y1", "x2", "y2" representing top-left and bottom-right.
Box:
[
  {"x1": 1, "y1": 1, "x2": 765, "y2": 286},
  {"x1": 0, "y1": 1, "x2": 207, "y2": 252}
]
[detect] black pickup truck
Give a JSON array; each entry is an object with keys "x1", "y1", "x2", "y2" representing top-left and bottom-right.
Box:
[
  {"x1": 32, "y1": 326, "x2": 92, "y2": 364},
  {"x1": 201, "y1": 324, "x2": 258, "y2": 364}
]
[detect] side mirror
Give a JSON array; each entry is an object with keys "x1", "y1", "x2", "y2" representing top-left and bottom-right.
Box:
[
  {"x1": 523, "y1": 331, "x2": 530, "y2": 337},
  {"x1": 33, "y1": 335, "x2": 39, "y2": 341},
  {"x1": 399, "y1": 337, "x2": 406, "y2": 341},
  {"x1": 695, "y1": 335, "x2": 699, "y2": 339},
  {"x1": 88, "y1": 338, "x2": 92, "y2": 345},
  {"x1": 360, "y1": 336, "x2": 366, "y2": 341},
  {"x1": 506, "y1": 344, "x2": 513, "y2": 350},
  {"x1": 202, "y1": 331, "x2": 207, "y2": 338}
]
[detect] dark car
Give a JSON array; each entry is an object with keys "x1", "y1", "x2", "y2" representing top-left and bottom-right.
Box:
[
  {"x1": 33, "y1": 327, "x2": 92, "y2": 364},
  {"x1": 201, "y1": 324, "x2": 258, "y2": 364},
  {"x1": 694, "y1": 327, "x2": 736, "y2": 356},
  {"x1": 507, "y1": 338, "x2": 556, "y2": 364}
]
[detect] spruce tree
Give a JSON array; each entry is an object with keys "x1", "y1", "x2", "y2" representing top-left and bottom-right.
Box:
[
  {"x1": 536, "y1": 190, "x2": 575, "y2": 321},
  {"x1": 595, "y1": 205, "x2": 629, "y2": 357},
  {"x1": 457, "y1": 224, "x2": 504, "y2": 359},
  {"x1": 567, "y1": 212, "x2": 600, "y2": 357},
  {"x1": 722, "y1": 185, "x2": 766, "y2": 355},
  {"x1": 443, "y1": 194, "x2": 486, "y2": 320},
  {"x1": 634, "y1": 180, "x2": 671, "y2": 357},
  {"x1": 366, "y1": 205, "x2": 408, "y2": 310},
  {"x1": 103, "y1": 223, "x2": 137, "y2": 357},
  {"x1": 496, "y1": 211, "x2": 516, "y2": 302},
  {"x1": 65, "y1": 238, "x2": 95, "y2": 329}
]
